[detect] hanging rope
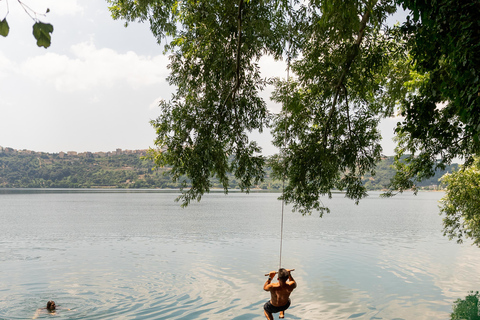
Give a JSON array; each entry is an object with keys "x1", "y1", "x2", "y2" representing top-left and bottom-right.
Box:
[
  {"x1": 279, "y1": 9, "x2": 292, "y2": 269},
  {"x1": 279, "y1": 176, "x2": 285, "y2": 269},
  {"x1": 279, "y1": 65, "x2": 290, "y2": 269}
]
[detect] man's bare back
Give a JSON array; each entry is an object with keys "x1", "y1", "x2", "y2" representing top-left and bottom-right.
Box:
[{"x1": 263, "y1": 268, "x2": 296, "y2": 319}]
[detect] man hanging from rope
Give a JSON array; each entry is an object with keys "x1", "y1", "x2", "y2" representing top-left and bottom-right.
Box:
[{"x1": 263, "y1": 268, "x2": 297, "y2": 319}]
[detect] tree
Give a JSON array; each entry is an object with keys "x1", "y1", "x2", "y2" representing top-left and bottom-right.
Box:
[
  {"x1": 268, "y1": 1, "x2": 406, "y2": 214},
  {"x1": 0, "y1": 0, "x2": 53, "y2": 48},
  {"x1": 386, "y1": 0, "x2": 480, "y2": 195},
  {"x1": 108, "y1": 0, "x2": 406, "y2": 212},
  {"x1": 450, "y1": 291, "x2": 480, "y2": 320},
  {"x1": 107, "y1": 1, "x2": 480, "y2": 217},
  {"x1": 109, "y1": 0, "x2": 289, "y2": 206},
  {"x1": 440, "y1": 157, "x2": 480, "y2": 247}
]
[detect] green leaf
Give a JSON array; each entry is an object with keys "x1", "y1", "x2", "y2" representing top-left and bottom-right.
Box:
[
  {"x1": 0, "y1": 18, "x2": 9, "y2": 37},
  {"x1": 32, "y1": 22, "x2": 54, "y2": 48}
]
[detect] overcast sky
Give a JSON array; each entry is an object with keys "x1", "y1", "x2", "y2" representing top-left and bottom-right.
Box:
[{"x1": 1, "y1": 0, "x2": 400, "y2": 155}]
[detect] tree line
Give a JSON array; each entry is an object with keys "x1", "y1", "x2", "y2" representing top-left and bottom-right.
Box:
[
  {"x1": 0, "y1": 151, "x2": 278, "y2": 189},
  {"x1": 0, "y1": 152, "x2": 456, "y2": 190}
]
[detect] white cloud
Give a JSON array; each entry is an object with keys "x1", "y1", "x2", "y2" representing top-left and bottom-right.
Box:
[
  {"x1": 20, "y1": 42, "x2": 169, "y2": 92},
  {"x1": 43, "y1": 0, "x2": 84, "y2": 16},
  {"x1": 0, "y1": 52, "x2": 15, "y2": 79},
  {"x1": 148, "y1": 96, "x2": 163, "y2": 110}
]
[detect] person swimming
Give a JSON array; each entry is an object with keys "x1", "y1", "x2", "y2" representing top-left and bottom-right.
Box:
[{"x1": 33, "y1": 300, "x2": 71, "y2": 319}]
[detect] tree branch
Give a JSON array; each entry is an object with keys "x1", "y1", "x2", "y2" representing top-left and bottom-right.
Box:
[
  {"x1": 222, "y1": 0, "x2": 243, "y2": 109},
  {"x1": 323, "y1": 1, "x2": 374, "y2": 146},
  {"x1": 342, "y1": 84, "x2": 353, "y2": 138}
]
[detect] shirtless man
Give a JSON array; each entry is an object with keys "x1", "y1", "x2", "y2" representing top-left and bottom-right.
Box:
[{"x1": 263, "y1": 268, "x2": 296, "y2": 319}]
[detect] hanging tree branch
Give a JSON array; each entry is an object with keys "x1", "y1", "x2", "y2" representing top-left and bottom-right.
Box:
[
  {"x1": 222, "y1": 0, "x2": 243, "y2": 109},
  {"x1": 323, "y1": 1, "x2": 374, "y2": 146}
]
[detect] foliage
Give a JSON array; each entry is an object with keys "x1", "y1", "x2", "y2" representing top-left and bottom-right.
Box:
[
  {"x1": 387, "y1": 0, "x2": 480, "y2": 195},
  {"x1": 32, "y1": 21, "x2": 53, "y2": 48},
  {"x1": 269, "y1": 1, "x2": 407, "y2": 214},
  {"x1": 110, "y1": 0, "x2": 291, "y2": 206},
  {"x1": 108, "y1": 1, "x2": 479, "y2": 219},
  {"x1": 1, "y1": 0, "x2": 53, "y2": 48},
  {"x1": 108, "y1": 0, "x2": 409, "y2": 213},
  {"x1": 451, "y1": 291, "x2": 480, "y2": 320},
  {"x1": 440, "y1": 157, "x2": 480, "y2": 247},
  {"x1": 0, "y1": 18, "x2": 9, "y2": 37}
]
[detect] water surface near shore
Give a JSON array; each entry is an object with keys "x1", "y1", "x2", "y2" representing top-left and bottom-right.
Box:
[{"x1": 0, "y1": 190, "x2": 478, "y2": 319}]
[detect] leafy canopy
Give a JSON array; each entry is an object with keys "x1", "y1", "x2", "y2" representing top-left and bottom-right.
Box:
[
  {"x1": 108, "y1": 1, "x2": 480, "y2": 220},
  {"x1": 386, "y1": 0, "x2": 480, "y2": 195},
  {"x1": 108, "y1": 0, "x2": 408, "y2": 213}
]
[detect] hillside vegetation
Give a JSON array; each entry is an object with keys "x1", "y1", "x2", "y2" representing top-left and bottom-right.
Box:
[{"x1": 0, "y1": 151, "x2": 456, "y2": 190}]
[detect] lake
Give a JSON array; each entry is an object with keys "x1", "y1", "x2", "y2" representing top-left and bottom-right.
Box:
[{"x1": 0, "y1": 190, "x2": 479, "y2": 319}]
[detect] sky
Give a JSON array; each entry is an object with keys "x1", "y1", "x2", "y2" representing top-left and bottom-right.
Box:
[{"x1": 1, "y1": 0, "x2": 401, "y2": 155}]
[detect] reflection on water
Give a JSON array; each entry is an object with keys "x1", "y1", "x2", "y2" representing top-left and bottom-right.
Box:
[{"x1": 0, "y1": 190, "x2": 479, "y2": 319}]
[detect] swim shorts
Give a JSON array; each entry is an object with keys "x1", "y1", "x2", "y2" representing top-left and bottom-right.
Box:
[{"x1": 264, "y1": 299, "x2": 291, "y2": 314}]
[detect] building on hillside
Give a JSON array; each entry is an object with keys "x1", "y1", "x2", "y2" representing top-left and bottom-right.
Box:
[
  {"x1": 135, "y1": 149, "x2": 148, "y2": 155},
  {"x1": 59, "y1": 152, "x2": 65, "y2": 158},
  {"x1": 67, "y1": 151, "x2": 77, "y2": 156}
]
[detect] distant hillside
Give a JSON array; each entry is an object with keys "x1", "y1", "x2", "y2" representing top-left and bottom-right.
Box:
[
  {"x1": 362, "y1": 157, "x2": 458, "y2": 190},
  {"x1": 0, "y1": 149, "x2": 457, "y2": 190},
  {"x1": 0, "y1": 149, "x2": 282, "y2": 190}
]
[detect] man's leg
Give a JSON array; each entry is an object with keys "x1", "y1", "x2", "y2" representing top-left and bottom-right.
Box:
[
  {"x1": 279, "y1": 310, "x2": 285, "y2": 319},
  {"x1": 264, "y1": 309, "x2": 274, "y2": 320}
]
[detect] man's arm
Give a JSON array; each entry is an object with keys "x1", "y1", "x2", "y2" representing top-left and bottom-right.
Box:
[
  {"x1": 32, "y1": 308, "x2": 42, "y2": 319},
  {"x1": 286, "y1": 270, "x2": 297, "y2": 289},
  {"x1": 264, "y1": 271, "x2": 276, "y2": 291}
]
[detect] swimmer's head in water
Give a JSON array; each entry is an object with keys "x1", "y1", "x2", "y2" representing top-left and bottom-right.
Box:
[{"x1": 46, "y1": 301, "x2": 56, "y2": 310}]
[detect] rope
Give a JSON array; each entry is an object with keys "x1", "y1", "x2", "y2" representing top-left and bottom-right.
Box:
[{"x1": 279, "y1": 23, "x2": 292, "y2": 270}]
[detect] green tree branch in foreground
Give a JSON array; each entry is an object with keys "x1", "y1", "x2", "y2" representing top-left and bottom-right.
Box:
[
  {"x1": 440, "y1": 157, "x2": 480, "y2": 247},
  {"x1": 386, "y1": 0, "x2": 480, "y2": 195},
  {"x1": 0, "y1": 0, "x2": 53, "y2": 48},
  {"x1": 450, "y1": 291, "x2": 480, "y2": 320}
]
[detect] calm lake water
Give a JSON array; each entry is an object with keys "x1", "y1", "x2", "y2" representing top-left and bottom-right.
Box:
[{"x1": 0, "y1": 190, "x2": 479, "y2": 320}]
